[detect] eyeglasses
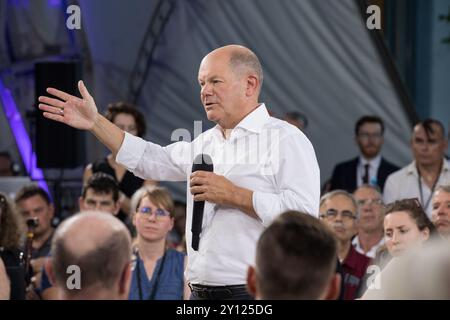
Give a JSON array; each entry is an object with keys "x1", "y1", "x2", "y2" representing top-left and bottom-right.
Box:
[
  {"x1": 138, "y1": 206, "x2": 171, "y2": 218},
  {"x1": 320, "y1": 209, "x2": 357, "y2": 220},
  {"x1": 357, "y1": 132, "x2": 382, "y2": 140},
  {"x1": 356, "y1": 198, "x2": 383, "y2": 207}
]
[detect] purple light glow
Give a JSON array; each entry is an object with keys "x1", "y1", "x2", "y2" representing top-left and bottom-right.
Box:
[
  {"x1": 47, "y1": 0, "x2": 62, "y2": 7},
  {"x1": 0, "y1": 79, "x2": 50, "y2": 196}
]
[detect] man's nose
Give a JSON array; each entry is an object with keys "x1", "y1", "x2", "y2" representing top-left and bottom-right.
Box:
[{"x1": 201, "y1": 83, "x2": 212, "y2": 96}]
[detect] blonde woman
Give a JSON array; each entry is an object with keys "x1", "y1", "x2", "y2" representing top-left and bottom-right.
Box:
[{"x1": 128, "y1": 187, "x2": 190, "y2": 300}]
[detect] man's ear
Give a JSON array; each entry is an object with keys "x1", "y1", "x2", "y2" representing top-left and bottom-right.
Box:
[
  {"x1": 48, "y1": 203, "x2": 55, "y2": 219},
  {"x1": 113, "y1": 201, "x2": 121, "y2": 216},
  {"x1": 119, "y1": 262, "x2": 132, "y2": 297},
  {"x1": 322, "y1": 273, "x2": 342, "y2": 300},
  {"x1": 246, "y1": 265, "x2": 258, "y2": 299},
  {"x1": 78, "y1": 197, "x2": 85, "y2": 212},
  {"x1": 245, "y1": 75, "x2": 259, "y2": 97}
]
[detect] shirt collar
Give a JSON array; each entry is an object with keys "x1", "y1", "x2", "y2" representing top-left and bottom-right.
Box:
[
  {"x1": 407, "y1": 158, "x2": 450, "y2": 176},
  {"x1": 211, "y1": 103, "x2": 270, "y2": 140},
  {"x1": 359, "y1": 154, "x2": 381, "y2": 167},
  {"x1": 234, "y1": 103, "x2": 270, "y2": 134}
]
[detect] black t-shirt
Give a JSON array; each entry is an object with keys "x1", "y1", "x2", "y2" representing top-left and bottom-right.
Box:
[{"x1": 0, "y1": 247, "x2": 26, "y2": 300}]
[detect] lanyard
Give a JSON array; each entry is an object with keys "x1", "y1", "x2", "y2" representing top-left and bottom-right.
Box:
[
  {"x1": 417, "y1": 168, "x2": 439, "y2": 211},
  {"x1": 135, "y1": 249, "x2": 167, "y2": 300}
]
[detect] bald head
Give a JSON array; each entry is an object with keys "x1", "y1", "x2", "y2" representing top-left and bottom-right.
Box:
[
  {"x1": 203, "y1": 45, "x2": 263, "y2": 92},
  {"x1": 198, "y1": 45, "x2": 264, "y2": 129},
  {"x1": 51, "y1": 211, "x2": 131, "y2": 298}
]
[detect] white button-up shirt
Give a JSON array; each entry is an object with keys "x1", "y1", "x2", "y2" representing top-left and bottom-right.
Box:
[
  {"x1": 116, "y1": 104, "x2": 320, "y2": 285},
  {"x1": 352, "y1": 236, "x2": 385, "y2": 259},
  {"x1": 383, "y1": 159, "x2": 450, "y2": 218}
]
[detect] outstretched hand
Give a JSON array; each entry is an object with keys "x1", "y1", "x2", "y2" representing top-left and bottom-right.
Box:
[{"x1": 38, "y1": 80, "x2": 98, "y2": 131}]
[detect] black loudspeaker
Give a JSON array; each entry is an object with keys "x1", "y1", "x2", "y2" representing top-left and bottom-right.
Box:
[{"x1": 35, "y1": 61, "x2": 85, "y2": 168}]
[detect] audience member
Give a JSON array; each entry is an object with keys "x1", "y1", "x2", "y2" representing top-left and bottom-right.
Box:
[
  {"x1": 352, "y1": 185, "x2": 384, "y2": 258},
  {"x1": 83, "y1": 102, "x2": 157, "y2": 220},
  {"x1": 45, "y1": 211, "x2": 132, "y2": 299},
  {"x1": 129, "y1": 186, "x2": 189, "y2": 300},
  {"x1": 0, "y1": 192, "x2": 26, "y2": 299},
  {"x1": 329, "y1": 116, "x2": 399, "y2": 193},
  {"x1": 431, "y1": 185, "x2": 450, "y2": 239},
  {"x1": 283, "y1": 111, "x2": 308, "y2": 132},
  {"x1": 14, "y1": 185, "x2": 54, "y2": 293},
  {"x1": 247, "y1": 211, "x2": 341, "y2": 300},
  {"x1": 320, "y1": 190, "x2": 370, "y2": 300},
  {"x1": 384, "y1": 119, "x2": 450, "y2": 217}
]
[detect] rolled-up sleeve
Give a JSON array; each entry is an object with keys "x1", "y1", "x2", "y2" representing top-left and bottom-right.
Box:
[
  {"x1": 116, "y1": 132, "x2": 189, "y2": 181},
  {"x1": 252, "y1": 133, "x2": 320, "y2": 226}
]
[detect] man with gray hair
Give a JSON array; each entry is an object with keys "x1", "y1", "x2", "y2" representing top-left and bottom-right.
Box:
[
  {"x1": 352, "y1": 185, "x2": 385, "y2": 258},
  {"x1": 320, "y1": 190, "x2": 370, "y2": 300},
  {"x1": 38, "y1": 44, "x2": 320, "y2": 299},
  {"x1": 45, "y1": 211, "x2": 132, "y2": 300},
  {"x1": 431, "y1": 185, "x2": 450, "y2": 239}
]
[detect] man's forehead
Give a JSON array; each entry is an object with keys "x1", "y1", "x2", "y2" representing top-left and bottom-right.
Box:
[
  {"x1": 19, "y1": 194, "x2": 47, "y2": 206},
  {"x1": 435, "y1": 190, "x2": 450, "y2": 200},
  {"x1": 322, "y1": 196, "x2": 356, "y2": 211},
  {"x1": 413, "y1": 123, "x2": 443, "y2": 138},
  {"x1": 354, "y1": 187, "x2": 380, "y2": 199}
]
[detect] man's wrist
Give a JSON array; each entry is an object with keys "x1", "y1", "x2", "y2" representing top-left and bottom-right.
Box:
[{"x1": 89, "y1": 112, "x2": 101, "y2": 133}]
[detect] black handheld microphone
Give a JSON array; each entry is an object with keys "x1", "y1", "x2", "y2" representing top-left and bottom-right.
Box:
[{"x1": 191, "y1": 154, "x2": 213, "y2": 251}]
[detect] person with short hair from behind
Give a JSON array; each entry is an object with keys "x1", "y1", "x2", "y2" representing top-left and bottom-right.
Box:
[
  {"x1": 40, "y1": 172, "x2": 123, "y2": 299},
  {"x1": 128, "y1": 186, "x2": 189, "y2": 300},
  {"x1": 384, "y1": 119, "x2": 450, "y2": 217},
  {"x1": 247, "y1": 211, "x2": 341, "y2": 300},
  {"x1": 431, "y1": 185, "x2": 450, "y2": 239},
  {"x1": 352, "y1": 185, "x2": 385, "y2": 259},
  {"x1": 45, "y1": 211, "x2": 132, "y2": 300},
  {"x1": 329, "y1": 116, "x2": 399, "y2": 193},
  {"x1": 319, "y1": 190, "x2": 370, "y2": 300}
]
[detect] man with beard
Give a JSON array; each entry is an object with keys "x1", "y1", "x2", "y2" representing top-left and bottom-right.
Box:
[
  {"x1": 329, "y1": 116, "x2": 399, "y2": 193},
  {"x1": 320, "y1": 190, "x2": 370, "y2": 300}
]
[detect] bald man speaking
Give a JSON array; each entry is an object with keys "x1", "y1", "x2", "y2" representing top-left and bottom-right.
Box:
[{"x1": 39, "y1": 45, "x2": 320, "y2": 300}]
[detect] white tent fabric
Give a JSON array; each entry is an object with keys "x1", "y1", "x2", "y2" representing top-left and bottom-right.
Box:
[{"x1": 2, "y1": 0, "x2": 414, "y2": 200}]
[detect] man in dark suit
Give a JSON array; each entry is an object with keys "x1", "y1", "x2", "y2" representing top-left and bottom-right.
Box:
[{"x1": 329, "y1": 116, "x2": 399, "y2": 193}]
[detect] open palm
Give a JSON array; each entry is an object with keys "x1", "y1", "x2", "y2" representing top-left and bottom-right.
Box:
[{"x1": 38, "y1": 80, "x2": 98, "y2": 130}]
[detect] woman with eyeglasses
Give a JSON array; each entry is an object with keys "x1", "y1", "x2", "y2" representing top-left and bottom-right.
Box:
[
  {"x1": 360, "y1": 198, "x2": 439, "y2": 299},
  {"x1": 128, "y1": 186, "x2": 190, "y2": 300},
  {"x1": 0, "y1": 192, "x2": 26, "y2": 300}
]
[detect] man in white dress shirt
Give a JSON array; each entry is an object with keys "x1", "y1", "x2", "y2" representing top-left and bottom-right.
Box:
[
  {"x1": 38, "y1": 44, "x2": 320, "y2": 299},
  {"x1": 384, "y1": 119, "x2": 450, "y2": 218}
]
